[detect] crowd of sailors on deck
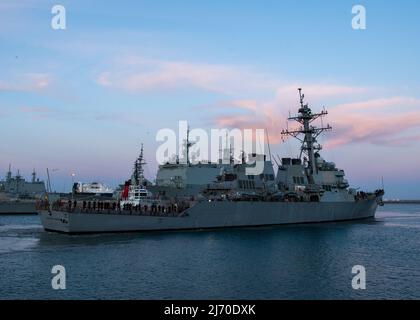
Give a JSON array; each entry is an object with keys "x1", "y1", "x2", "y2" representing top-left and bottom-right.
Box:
[
  {"x1": 39, "y1": 199, "x2": 190, "y2": 216},
  {"x1": 355, "y1": 189, "x2": 385, "y2": 202}
]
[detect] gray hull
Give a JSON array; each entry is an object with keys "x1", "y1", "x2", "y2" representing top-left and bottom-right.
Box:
[
  {"x1": 0, "y1": 201, "x2": 37, "y2": 214},
  {"x1": 39, "y1": 199, "x2": 378, "y2": 233}
]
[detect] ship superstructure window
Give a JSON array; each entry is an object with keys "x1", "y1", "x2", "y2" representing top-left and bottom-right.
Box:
[
  {"x1": 293, "y1": 176, "x2": 305, "y2": 184},
  {"x1": 259, "y1": 174, "x2": 275, "y2": 181},
  {"x1": 225, "y1": 174, "x2": 237, "y2": 181},
  {"x1": 239, "y1": 180, "x2": 255, "y2": 189}
]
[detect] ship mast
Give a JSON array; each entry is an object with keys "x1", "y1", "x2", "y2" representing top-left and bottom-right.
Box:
[
  {"x1": 132, "y1": 143, "x2": 146, "y2": 186},
  {"x1": 187, "y1": 127, "x2": 195, "y2": 165},
  {"x1": 221, "y1": 131, "x2": 233, "y2": 164},
  {"x1": 6, "y1": 164, "x2": 12, "y2": 182},
  {"x1": 281, "y1": 88, "x2": 332, "y2": 182},
  {"x1": 183, "y1": 126, "x2": 195, "y2": 165}
]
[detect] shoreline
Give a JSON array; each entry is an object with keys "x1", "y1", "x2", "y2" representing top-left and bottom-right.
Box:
[{"x1": 384, "y1": 200, "x2": 420, "y2": 204}]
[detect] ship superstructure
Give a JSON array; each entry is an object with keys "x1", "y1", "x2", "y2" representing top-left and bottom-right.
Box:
[
  {"x1": 203, "y1": 153, "x2": 277, "y2": 200},
  {"x1": 277, "y1": 88, "x2": 355, "y2": 202},
  {"x1": 0, "y1": 165, "x2": 46, "y2": 214},
  {"x1": 151, "y1": 129, "x2": 235, "y2": 197},
  {"x1": 120, "y1": 143, "x2": 154, "y2": 206},
  {"x1": 0, "y1": 165, "x2": 45, "y2": 198}
]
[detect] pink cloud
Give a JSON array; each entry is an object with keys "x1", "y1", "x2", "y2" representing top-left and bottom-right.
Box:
[
  {"x1": 95, "y1": 56, "x2": 420, "y2": 149},
  {"x1": 0, "y1": 73, "x2": 52, "y2": 92},
  {"x1": 96, "y1": 57, "x2": 279, "y2": 94},
  {"x1": 333, "y1": 97, "x2": 420, "y2": 112},
  {"x1": 276, "y1": 84, "x2": 368, "y2": 98},
  {"x1": 213, "y1": 95, "x2": 420, "y2": 148},
  {"x1": 326, "y1": 97, "x2": 420, "y2": 147},
  {"x1": 214, "y1": 99, "x2": 288, "y2": 144}
]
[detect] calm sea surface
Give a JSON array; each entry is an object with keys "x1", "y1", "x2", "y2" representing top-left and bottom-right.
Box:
[{"x1": 1, "y1": 204, "x2": 419, "y2": 299}]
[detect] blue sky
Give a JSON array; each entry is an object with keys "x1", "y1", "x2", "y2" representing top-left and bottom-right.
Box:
[{"x1": 1, "y1": 0, "x2": 420, "y2": 198}]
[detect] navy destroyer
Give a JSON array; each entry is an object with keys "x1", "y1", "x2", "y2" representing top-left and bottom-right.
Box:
[{"x1": 38, "y1": 89, "x2": 384, "y2": 233}]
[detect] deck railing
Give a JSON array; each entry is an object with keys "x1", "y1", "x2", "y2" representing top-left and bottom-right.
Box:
[{"x1": 36, "y1": 200, "x2": 190, "y2": 218}]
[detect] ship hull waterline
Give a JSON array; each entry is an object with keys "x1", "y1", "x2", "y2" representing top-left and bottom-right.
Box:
[
  {"x1": 38, "y1": 199, "x2": 379, "y2": 234},
  {"x1": 0, "y1": 202, "x2": 37, "y2": 215}
]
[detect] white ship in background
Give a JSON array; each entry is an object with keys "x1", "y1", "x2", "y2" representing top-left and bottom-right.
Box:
[
  {"x1": 38, "y1": 89, "x2": 384, "y2": 233},
  {"x1": 72, "y1": 182, "x2": 114, "y2": 197}
]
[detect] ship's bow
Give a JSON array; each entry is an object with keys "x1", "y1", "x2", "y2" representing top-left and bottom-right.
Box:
[{"x1": 38, "y1": 210, "x2": 71, "y2": 233}]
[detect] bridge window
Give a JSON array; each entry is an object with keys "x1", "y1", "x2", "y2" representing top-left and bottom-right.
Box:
[{"x1": 293, "y1": 176, "x2": 305, "y2": 184}]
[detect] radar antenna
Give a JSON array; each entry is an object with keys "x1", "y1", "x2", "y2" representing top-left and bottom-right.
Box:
[{"x1": 281, "y1": 88, "x2": 332, "y2": 181}]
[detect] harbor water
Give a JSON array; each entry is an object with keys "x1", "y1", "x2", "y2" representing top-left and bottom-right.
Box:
[{"x1": 1, "y1": 204, "x2": 419, "y2": 299}]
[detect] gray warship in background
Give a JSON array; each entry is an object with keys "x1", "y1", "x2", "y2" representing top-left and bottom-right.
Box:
[
  {"x1": 38, "y1": 89, "x2": 384, "y2": 233},
  {"x1": 0, "y1": 166, "x2": 46, "y2": 214}
]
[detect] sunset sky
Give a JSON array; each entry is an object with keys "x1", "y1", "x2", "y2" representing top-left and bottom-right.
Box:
[{"x1": 1, "y1": 0, "x2": 420, "y2": 198}]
